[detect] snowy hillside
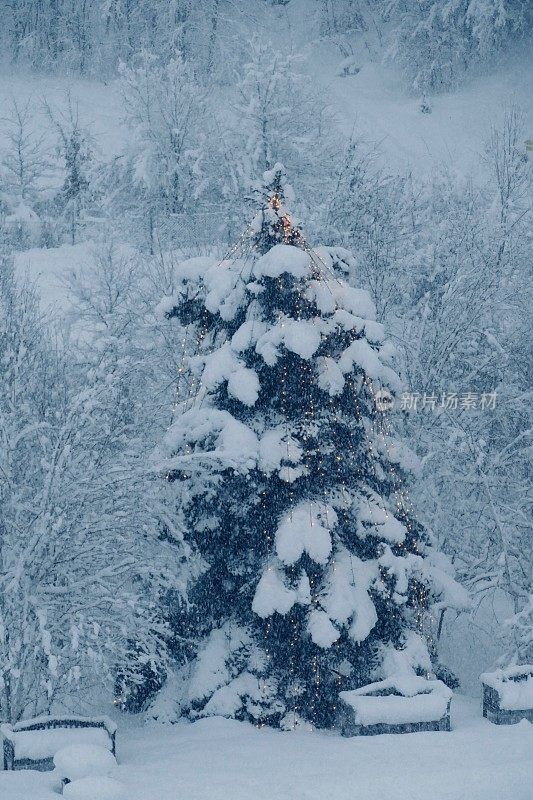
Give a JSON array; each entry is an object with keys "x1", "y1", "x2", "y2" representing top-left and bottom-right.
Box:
[
  {"x1": 1, "y1": 49, "x2": 531, "y2": 185},
  {"x1": 0, "y1": 73, "x2": 126, "y2": 159},
  {"x1": 317, "y1": 55, "x2": 533, "y2": 176},
  {"x1": 4, "y1": 46, "x2": 531, "y2": 319}
]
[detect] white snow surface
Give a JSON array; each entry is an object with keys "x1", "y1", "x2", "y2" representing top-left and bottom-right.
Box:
[
  {"x1": 340, "y1": 676, "x2": 452, "y2": 726},
  {"x1": 481, "y1": 666, "x2": 533, "y2": 711},
  {"x1": 53, "y1": 744, "x2": 117, "y2": 782},
  {"x1": 201, "y1": 672, "x2": 260, "y2": 719},
  {"x1": 13, "y1": 241, "x2": 137, "y2": 317},
  {"x1": 281, "y1": 319, "x2": 322, "y2": 360},
  {"x1": 382, "y1": 633, "x2": 434, "y2": 679},
  {"x1": 353, "y1": 674, "x2": 452, "y2": 699},
  {"x1": 63, "y1": 776, "x2": 127, "y2": 800},
  {"x1": 356, "y1": 498, "x2": 407, "y2": 544},
  {"x1": 14, "y1": 242, "x2": 93, "y2": 315},
  {"x1": 275, "y1": 502, "x2": 336, "y2": 566},
  {"x1": 253, "y1": 244, "x2": 309, "y2": 279},
  {"x1": 2, "y1": 698, "x2": 532, "y2": 800},
  {"x1": 253, "y1": 566, "x2": 300, "y2": 618},
  {"x1": 0, "y1": 727, "x2": 112, "y2": 761},
  {"x1": 308, "y1": 47, "x2": 533, "y2": 179},
  {"x1": 322, "y1": 549, "x2": 378, "y2": 644},
  {"x1": 187, "y1": 624, "x2": 252, "y2": 706},
  {"x1": 258, "y1": 429, "x2": 303, "y2": 479},
  {"x1": 339, "y1": 691, "x2": 449, "y2": 726},
  {"x1": 160, "y1": 408, "x2": 258, "y2": 474},
  {"x1": 0, "y1": 53, "x2": 531, "y2": 187},
  {"x1": 307, "y1": 608, "x2": 340, "y2": 648},
  {"x1": 197, "y1": 344, "x2": 260, "y2": 406},
  {"x1": 424, "y1": 553, "x2": 471, "y2": 612}
]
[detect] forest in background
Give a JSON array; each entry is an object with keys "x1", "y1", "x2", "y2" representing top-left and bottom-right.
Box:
[{"x1": 0, "y1": 0, "x2": 531, "y2": 722}]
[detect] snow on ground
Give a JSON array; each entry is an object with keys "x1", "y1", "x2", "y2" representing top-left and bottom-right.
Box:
[
  {"x1": 14, "y1": 242, "x2": 93, "y2": 315},
  {"x1": 313, "y1": 51, "x2": 533, "y2": 179},
  {"x1": 1, "y1": 45, "x2": 531, "y2": 186},
  {"x1": 14, "y1": 240, "x2": 136, "y2": 316},
  {"x1": 1, "y1": 770, "x2": 58, "y2": 800},
  {"x1": 2, "y1": 697, "x2": 532, "y2": 800},
  {"x1": 0, "y1": 72, "x2": 126, "y2": 159}
]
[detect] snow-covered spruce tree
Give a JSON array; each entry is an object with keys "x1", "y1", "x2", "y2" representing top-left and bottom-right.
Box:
[
  {"x1": 502, "y1": 595, "x2": 533, "y2": 666},
  {"x1": 161, "y1": 165, "x2": 465, "y2": 728}
]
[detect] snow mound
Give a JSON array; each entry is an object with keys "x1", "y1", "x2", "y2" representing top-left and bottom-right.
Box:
[
  {"x1": 160, "y1": 408, "x2": 258, "y2": 474},
  {"x1": 54, "y1": 744, "x2": 117, "y2": 782},
  {"x1": 201, "y1": 672, "x2": 260, "y2": 718},
  {"x1": 187, "y1": 624, "x2": 252, "y2": 704},
  {"x1": 321, "y1": 549, "x2": 378, "y2": 643},
  {"x1": 1, "y1": 726, "x2": 112, "y2": 761},
  {"x1": 253, "y1": 244, "x2": 309, "y2": 279},
  {"x1": 275, "y1": 502, "x2": 336, "y2": 566},
  {"x1": 356, "y1": 498, "x2": 407, "y2": 544},
  {"x1": 258, "y1": 428, "x2": 303, "y2": 480},
  {"x1": 63, "y1": 776, "x2": 126, "y2": 800},
  {"x1": 481, "y1": 666, "x2": 533, "y2": 711},
  {"x1": 351, "y1": 674, "x2": 452, "y2": 699},
  {"x1": 340, "y1": 676, "x2": 452, "y2": 726},
  {"x1": 253, "y1": 567, "x2": 310, "y2": 618},
  {"x1": 282, "y1": 319, "x2": 322, "y2": 359},
  {"x1": 340, "y1": 690, "x2": 449, "y2": 726},
  {"x1": 339, "y1": 338, "x2": 400, "y2": 390},
  {"x1": 198, "y1": 343, "x2": 260, "y2": 405},
  {"x1": 252, "y1": 566, "x2": 297, "y2": 618},
  {"x1": 307, "y1": 608, "x2": 340, "y2": 648}
]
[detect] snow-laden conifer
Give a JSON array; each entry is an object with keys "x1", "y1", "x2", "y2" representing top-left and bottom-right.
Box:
[{"x1": 159, "y1": 164, "x2": 467, "y2": 728}]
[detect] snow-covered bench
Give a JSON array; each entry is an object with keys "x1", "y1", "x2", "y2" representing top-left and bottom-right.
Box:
[
  {"x1": 338, "y1": 675, "x2": 452, "y2": 736},
  {"x1": 1, "y1": 715, "x2": 117, "y2": 771},
  {"x1": 481, "y1": 665, "x2": 533, "y2": 725}
]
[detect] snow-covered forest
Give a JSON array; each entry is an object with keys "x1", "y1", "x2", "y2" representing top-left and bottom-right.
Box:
[{"x1": 0, "y1": 2, "x2": 532, "y2": 799}]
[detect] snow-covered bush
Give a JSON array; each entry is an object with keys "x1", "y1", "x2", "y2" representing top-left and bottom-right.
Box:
[
  {"x1": 219, "y1": 37, "x2": 338, "y2": 240},
  {"x1": 503, "y1": 597, "x2": 533, "y2": 665},
  {"x1": 44, "y1": 94, "x2": 97, "y2": 245},
  {"x1": 63, "y1": 776, "x2": 127, "y2": 800},
  {"x1": 0, "y1": 99, "x2": 51, "y2": 249},
  {"x1": 391, "y1": 108, "x2": 532, "y2": 667}
]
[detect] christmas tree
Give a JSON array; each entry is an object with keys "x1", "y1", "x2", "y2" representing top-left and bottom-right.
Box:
[{"x1": 161, "y1": 164, "x2": 465, "y2": 728}]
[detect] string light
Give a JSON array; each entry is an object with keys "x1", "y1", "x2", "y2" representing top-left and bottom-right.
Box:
[
  {"x1": 172, "y1": 177, "x2": 436, "y2": 731},
  {"x1": 362, "y1": 374, "x2": 437, "y2": 658},
  {"x1": 296, "y1": 228, "x2": 434, "y2": 685}
]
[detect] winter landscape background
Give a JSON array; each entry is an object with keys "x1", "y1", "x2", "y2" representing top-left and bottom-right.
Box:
[{"x1": 0, "y1": 2, "x2": 532, "y2": 799}]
